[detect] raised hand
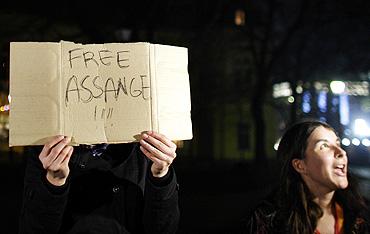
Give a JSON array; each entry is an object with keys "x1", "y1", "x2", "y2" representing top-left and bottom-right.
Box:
[
  {"x1": 38, "y1": 136, "x2": 74, "y2": 186},
  {"x1": 139, "y1": 131, "x2": 177, "y2": 178}
]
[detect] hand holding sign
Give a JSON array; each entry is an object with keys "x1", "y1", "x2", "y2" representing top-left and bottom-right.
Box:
[
  {"x1": 39, "y1": 135, "x2": 74, "y2": 186},
  {"x1": 139, "y1": 131, "x2": 177, "y2": 178}
]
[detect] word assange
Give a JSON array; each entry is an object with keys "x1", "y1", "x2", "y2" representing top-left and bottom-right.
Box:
[{"x1": 64, "y1": 74, "x2": 150, "y2": 106}]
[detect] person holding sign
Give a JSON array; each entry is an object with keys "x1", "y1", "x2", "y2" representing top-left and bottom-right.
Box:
[
  {"x1": 237, "y1": 120, "x2": 370, "y2": 233},
  {"x1": 19, "y1": 131, "x2": 180, "y2": 234}
]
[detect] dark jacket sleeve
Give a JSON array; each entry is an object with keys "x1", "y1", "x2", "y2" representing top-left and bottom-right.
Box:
[
  {"x1": 143, "y1": 166, "x2": 180, "y2": 234},
  {"x1": 18, "y1": 147, "x2": 70, "y2": 234}
]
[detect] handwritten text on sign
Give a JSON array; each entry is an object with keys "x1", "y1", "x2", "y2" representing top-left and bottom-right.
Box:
[
  {"x1": 63, "y1": 47, "x2": 151, "y2": 120},
  {"x1": 64, "y1": 48, "x2": 150, "y2": 106}
]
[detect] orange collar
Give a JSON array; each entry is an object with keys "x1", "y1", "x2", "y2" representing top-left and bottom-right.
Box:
[
  {"x1": 315, "y1": 203, "x2": 344, "y2": 234},
  {"x1": 334, "y1": 202, "x2": 344, "y2": 234}
]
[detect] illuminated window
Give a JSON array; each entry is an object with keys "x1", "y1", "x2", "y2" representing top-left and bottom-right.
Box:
[
  {"x1": 302, "y1": 91, "x2": 311, "y2": 113},
  {"x1": 339, "y1": 94, "x2": 350, "y2": 125},
  {"x1": 235, "y1": 9, "x2": 245, "y2": 26},
  {"x1": 317, "y1": 91, "x2": 327, "y2": 113}
]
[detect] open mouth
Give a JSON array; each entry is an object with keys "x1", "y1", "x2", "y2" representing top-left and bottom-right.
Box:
[{"x1": 334, "y1": 164, "x2": 346, "y2": 176}]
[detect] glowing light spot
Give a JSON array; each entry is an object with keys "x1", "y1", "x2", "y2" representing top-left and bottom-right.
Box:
[
  {"x1": 352, "y1": 138, "x2": 361, "y2": 146},
  {"x1": 341, "y1": 138, "x2": 351, "y2": 146},
  {"x1": 235, "y1": 9, "x2": 245, "y2": 26},
  {"x1": 288, "y1": 96, "x2": 294, "y2": 103},
  {"x1": 330, "y1": 81, "x2": 346, "y2": 94},
  {"x1": 362, "y1": 139, "x2": 370, "y2": 147},
  {"x1": 274, "y1": 138, "x2": 281, "y2": 151},
  {"x1": 354, "y1": 119, "x2": 370, "y2": 137},
  {"x1": 296, "y1": 85, "x2": 303, "y2": 94}
]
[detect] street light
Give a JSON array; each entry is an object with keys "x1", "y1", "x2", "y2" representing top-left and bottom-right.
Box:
[
  {"x1": 362, "y1": 139, "x2": 370, "y2": 147},
  {"x1": 330, "y1": 81, "x2": 346, "y2": 94},
  {"x1": 352, "y1": 138, "x2": 361, "y2": 146},
  {"x1": 342, "y1": 138, "x2": 351, "y2": 146}
]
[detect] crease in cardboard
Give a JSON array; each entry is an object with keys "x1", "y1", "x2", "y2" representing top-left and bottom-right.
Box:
[
  {"x1": 102, "y1": 44, "x2": 109, "y2": 144},
  {"x1": 149, "y1": 44, "x2": 158, "y2": 134},
  {"x1": 58, "y1": 42, "x2": 64, "y2": 138}
]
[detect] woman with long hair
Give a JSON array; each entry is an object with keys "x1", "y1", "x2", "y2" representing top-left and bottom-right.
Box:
[{"x1": 241, "y1": 120, "x2": 370, "y2": 233}]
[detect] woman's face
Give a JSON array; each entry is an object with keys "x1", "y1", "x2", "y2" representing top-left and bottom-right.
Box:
[{"x1": 297, "y1": 126, "x2": 348, "y2": 194}]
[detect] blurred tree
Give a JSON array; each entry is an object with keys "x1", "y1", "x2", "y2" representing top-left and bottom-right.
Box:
[{"x1": 237, "y1": 0, "x2": 309, "y2": 163}]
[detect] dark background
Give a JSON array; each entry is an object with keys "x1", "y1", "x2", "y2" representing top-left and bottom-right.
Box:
[{"x1": 1, "y1": 0, "x2": 370, "y2": 233}]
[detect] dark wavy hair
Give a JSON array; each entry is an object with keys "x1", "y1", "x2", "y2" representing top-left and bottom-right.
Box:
[{"x1": 276, "y1": 119, "x2": 368, "y2": 233}]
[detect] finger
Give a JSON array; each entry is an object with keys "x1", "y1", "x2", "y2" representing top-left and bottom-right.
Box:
[
  {"x1": 140, "y1": 145, "x2": 171, "y2": 166},
  {"x1": 48, "y1": 147, "x2": 73, "y2": 174},
  {"x1": 140, "y1": 142, "x2": 174, "y2": 163},
  {"x1": 62, "y1": 146, "x2": 74, "y2": 164},
  {"x1": 145, "y1": 131, "x2": 177, "y2": 149},
  {"x1": 51, "y1": 146, "x2": 73, "y2": 167},
  {"x1": 148, "y1": 154, "x2": 168, "y2": 167},
  {"x1": 43, "y1": 137, "x2": 71, "y2": 168},
  {"x1": 39, "y1": 135, "x2": 65, "y2": 159},
  {"x1": 141, "y1": 133, "x2": 176, "y2": 157},
  {"x1": 141, "y1": 134, "x2": 170, "y2": 156}
]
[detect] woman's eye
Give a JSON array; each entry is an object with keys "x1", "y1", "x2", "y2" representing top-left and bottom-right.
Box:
[{"x1": 320, "y1": 143, "x2": 329, "y2": 149}]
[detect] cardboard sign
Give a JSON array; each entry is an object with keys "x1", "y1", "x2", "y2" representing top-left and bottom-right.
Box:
[{"x1": 9, "y1": 41, "x2": 193, "y2": 146}]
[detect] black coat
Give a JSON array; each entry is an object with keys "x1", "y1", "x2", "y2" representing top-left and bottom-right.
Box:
[{"x1": 19, "y1": 143, "x2": 180, "y2": 234}]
